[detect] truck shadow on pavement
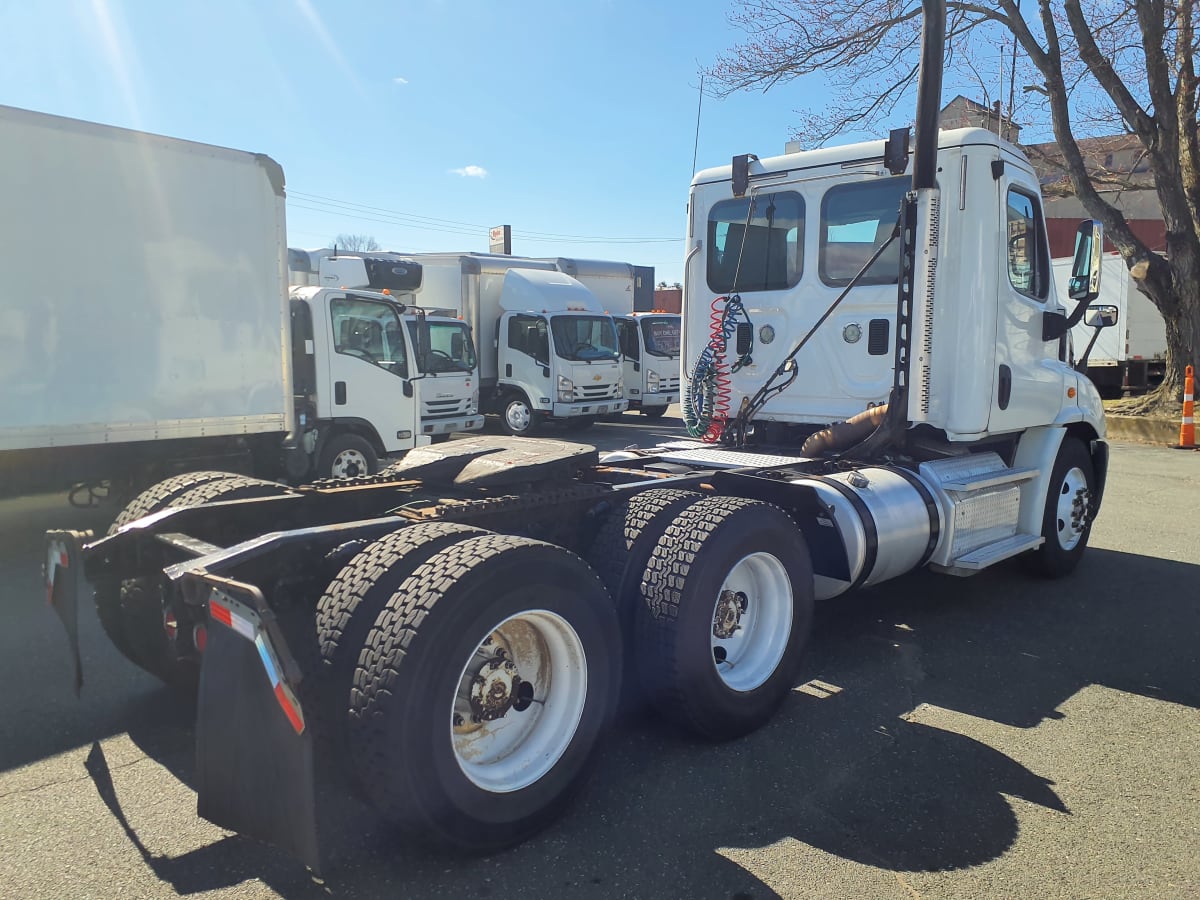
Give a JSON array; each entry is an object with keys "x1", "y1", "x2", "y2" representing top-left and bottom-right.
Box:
[{"x1": 91, "y1": 546, "x2": 1199, "y2": 898}]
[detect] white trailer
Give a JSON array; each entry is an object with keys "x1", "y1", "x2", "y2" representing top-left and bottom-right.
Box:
[
  {"x1": 0, "y1": 105, "x2": 437, "y2": 496},
  {"x1": 1058, "y1": 254, "x2": 1166, "y2": 396}
]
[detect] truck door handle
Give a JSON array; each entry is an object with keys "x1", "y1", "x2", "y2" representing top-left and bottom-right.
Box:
[
  {"x1": 335, "y1": 381, "x2": 347, "y2": 405},
  {"x1": 997, "y1": 365, "x2": 1012, "y2": 410}
]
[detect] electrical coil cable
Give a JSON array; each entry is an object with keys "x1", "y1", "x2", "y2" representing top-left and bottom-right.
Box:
[{"x1": 683, "y1": 294, "x2": 752, "y2": 442}]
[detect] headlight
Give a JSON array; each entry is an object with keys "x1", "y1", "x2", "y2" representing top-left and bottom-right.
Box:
[
  {"x1": 646, "y1": 370, "x2": 660, "y2": 392},
  {"x1": 615, "y1": 376, "x2": 624, "y2": 396},
  {"x1": 469, "y1": 388, "x2": 479, "y2": 414},
  {"x1": 557, "y1": 375, "x2": 574, "y2": 403}
]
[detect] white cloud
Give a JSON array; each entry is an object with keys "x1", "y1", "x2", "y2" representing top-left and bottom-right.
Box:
[
  {"x1": 393, "y1": 76, "x2": 408, "y2": 85},
  {"x1": 450, "y1": 165, "x2": 488, "y2": 178}
]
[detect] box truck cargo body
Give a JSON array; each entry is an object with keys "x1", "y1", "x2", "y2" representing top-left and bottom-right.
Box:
[
  {"x1": 0, "y1": 105, "x2": 432, "y2": 496},
  {"x1": 1058, "y1": 254, "x2": 1166, "y2": 396}
]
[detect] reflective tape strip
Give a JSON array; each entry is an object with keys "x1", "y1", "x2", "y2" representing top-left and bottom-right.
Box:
[
  {"x1": 274, "y1": 683, "x2": 305, "y2": 734},
  {"x1": 210, "y1": 598, "x2": 256, "y2": 641},
  {"x1": 254, "y1": 634, "x2": 281, "y2": 686},
  {"x1": 209, "y1": 599, "x2": 233, "y2": 628}
]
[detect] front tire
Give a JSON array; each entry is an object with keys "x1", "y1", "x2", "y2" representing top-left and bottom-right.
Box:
[
  {"x1": 640, "y1": 406, "x2": 668, "y2": 419},
  {"x1": 319, "y1": 433, "x2": 379, "y2": 479},
  {"x1": 637, "y1": 496, "x2": 814, "y2": 740},
  {"x1": 349, "y1": 534, "x2": 620, "y2": 851},
  {"x1": 500, "y1": 393, "x2": 540, "y2": 436},
  {"x1": 1025, "y1": 437, "x2": 1096, "y2": 578}
]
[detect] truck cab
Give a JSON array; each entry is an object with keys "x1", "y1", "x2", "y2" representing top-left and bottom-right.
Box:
[
  {"x1": 614, "y1": 312, "x2": 681, "y2": 417},
  {"x1": 684, "y1": 127, "x2": 1107, "y2": 442},
  {"x1": 288, "y1": 250, "x2": 482, "y2": 464},
  {"x1": 492, "y1": 267, "x2": 626, "y2": 434}
]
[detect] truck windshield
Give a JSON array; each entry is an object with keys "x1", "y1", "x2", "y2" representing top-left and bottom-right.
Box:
[
  {"x1": 640, "y1": 316, "x2": 680, "y2": 358},
  {"x1": 550, "y1": 315, "x2": 619, "y2": 361},
  {"x1": 407, "y1": 320, "x2": 477, "y2": 374}
]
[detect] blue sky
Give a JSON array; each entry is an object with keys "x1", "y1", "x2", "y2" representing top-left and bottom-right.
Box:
[{"x1": 0, "y1": 0, "x2": 850, "y2": 284}]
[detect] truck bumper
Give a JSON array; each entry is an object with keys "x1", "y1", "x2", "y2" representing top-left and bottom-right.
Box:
[
  {"x1": 420, "y1": 415, "x2": 483, "y2": 437},
  {"x1": 632, "y1": 392, "x2": 677, "y2": 410},
  {"x1": 552, "y1": 399, "x2": 627, "y2": 417}
]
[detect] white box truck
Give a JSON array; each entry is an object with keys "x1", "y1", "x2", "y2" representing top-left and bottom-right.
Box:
[
  {"x1": 360, "y1": 253, "x2": 627, "y2": 434},
  {"x1": 0, "y1": 105, "x2": 464, "y2": 497},
  {"x1": 1058, "y1": 253, "x2": 1166, "y2": 396},
  {"x1": 553, "y1": 257, "x2": 683, "y2": 417}
]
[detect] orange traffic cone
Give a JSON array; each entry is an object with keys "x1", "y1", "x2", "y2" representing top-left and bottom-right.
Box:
[{"x1": 1179, "y1": 365, "x2": 1195, "y2": 448}]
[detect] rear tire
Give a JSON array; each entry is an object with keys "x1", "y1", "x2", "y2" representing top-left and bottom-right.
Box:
[
  {"x1": 97, "y1": 473, "x2": 291, "y2": 688},
  {"x1": 314, "y1": 522, "x2": 485, "y2": 758},
  {"x1": 586, "y1": 488, "x2": 703, "y2": 709},
  {"x1": 637, "y1": 496, "x2": 814, "y2": 740},
  {"x1": 1024, "y1": 437, "x2": 1096, "y2": 578},
  {"x1": 349, "y1": 534, "x2": 620, "y2": 851}
]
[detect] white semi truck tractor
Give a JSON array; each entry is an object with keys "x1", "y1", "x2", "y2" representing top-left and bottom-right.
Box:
[{"x1": 45, "y1": 0, "x2": 1113, "y2": 873}]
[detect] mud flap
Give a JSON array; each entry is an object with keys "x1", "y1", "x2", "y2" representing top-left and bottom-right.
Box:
[
  {"x1": 45, "y1": 529, "x2": 93, "y2": 696},
  {"x1": 187, "y1": 575, "x2": 320, "y2": 872}
]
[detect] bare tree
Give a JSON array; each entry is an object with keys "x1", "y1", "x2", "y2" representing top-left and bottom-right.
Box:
[
  {"x1": 711, "y1": 0, "x2": 1200, "y2": 411},
  {"x1": 333, "y1": 233, "x2": 381, "y2": 252}
]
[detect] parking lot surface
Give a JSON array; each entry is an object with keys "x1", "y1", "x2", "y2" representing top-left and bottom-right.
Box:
[{"x1": 1, "y1": 415, "x2": 1197, "y2": 899}]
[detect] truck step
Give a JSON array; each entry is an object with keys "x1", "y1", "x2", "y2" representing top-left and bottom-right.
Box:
[
  {"x1": 935, "y1": 532, "x2": 1044, "y2": 575},
  {"x1": 939, "y1": 466, "x2": 1039, "y2": 493}
]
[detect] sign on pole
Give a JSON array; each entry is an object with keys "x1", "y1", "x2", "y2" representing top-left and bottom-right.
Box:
[{"x1": 489, "y1": 225, "x2": 512, "y2": 255}]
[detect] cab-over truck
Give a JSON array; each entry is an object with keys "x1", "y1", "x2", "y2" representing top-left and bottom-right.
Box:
[{"x1": 46, "y1": 0, "x2": 1113, "y2": 871}]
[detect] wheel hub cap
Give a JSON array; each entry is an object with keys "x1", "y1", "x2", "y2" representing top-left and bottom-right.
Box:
[
  {"x1": 712, "y1": 589, "x2": 747, "y2": 640},
  {"x1": 333, "y1": 449, "x2": 367, "y2": 478},
  {"x1": 1055, "y1": 467, "x2": 1091, "y2": 550},
  {"x1": 469, "y1": 656, "x2": 522, "y2": 721}
]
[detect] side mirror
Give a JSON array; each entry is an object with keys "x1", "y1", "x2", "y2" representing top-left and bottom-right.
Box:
[
  {"x1": 1083, "y1": 304, "x2": 1118, "y2": 329},
  {"x1": 1068, "y1": 220, "x2": 1103, "y2": 302},
  {"x1": 402, "y1": 380, "x2": 414, "y2": 398},
  {"x1": 541, "y1": 365, "x2": 550, "y2": 378}
]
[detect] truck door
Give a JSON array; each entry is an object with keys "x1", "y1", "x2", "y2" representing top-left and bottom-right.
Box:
[
  {"x1": 988, "y1": 181, "x2": 1064, "y2": 433},
  {"x1": 325, "y1": 294, "x2": 420, "y2": 452},
  {"x1": 500, "y1": 312, "x2": 551, "y2": 405},
  {"x1": 616, "y1": 317, "x2": 640, "y2": 398}
]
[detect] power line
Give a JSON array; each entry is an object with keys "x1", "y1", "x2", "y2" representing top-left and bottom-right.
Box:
[{"x1": 288, "y1": 190, "x2": 683, "y2": 244}]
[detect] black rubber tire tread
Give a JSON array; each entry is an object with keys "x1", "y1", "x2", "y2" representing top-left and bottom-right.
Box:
[
  {"x1": 98, "y1": 471, "x2": 245, "y2": 665},
  {"x1": 349, "y1": 533, "x2": 620, "y2": 852},
  {"x1": 636, "y1": 495, "x2": 814, "y2": 741},
  {"x1": 640, "y1": 406, "x2": 668, "y2": 419},
  {"x1": 169, "y1": 474, "x2": 289, "y2": 508},
  {"x1": 106, "y1": 470, "x2": 240, "y2": 534},
  {"x1": 313, "y1": 521, "x2": 486, "y2": 756},
  {"x1": 101, "y1": 475, "x2": 291, "y2": 689},
  {"x1": 1024, "y1": 437, "x2": 1096, "y2": 579},
  {"x1": 586, "y1": 488, "x2": 703, "y2": 709}
]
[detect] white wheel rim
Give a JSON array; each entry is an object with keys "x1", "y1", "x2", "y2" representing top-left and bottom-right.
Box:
[
  {"x1": 451, "y1": 610, "x2": 587, "y2": 793},
  {"x1": 330, "y1": 448, "x2": 369, "y2": 478},
  {"x1": 505, "y1": 401, "x2": 531, "y2": 432},
  {"x1": 710, "y1": 551, "x2": 793, "y2": 692},
  {"x1": 1055, "y1": 466, "x2": 1089, "y2": 551}
]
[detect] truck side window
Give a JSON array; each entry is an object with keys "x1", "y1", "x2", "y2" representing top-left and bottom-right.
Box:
[
  {"x1": 618, "y1": 319, "x2": 639, "y2": 359},
  {"x1": 330, "y1": 296, "x2": 408, "y2": 378},
  {"x1": 1006, "y1": 189, "x2": 1049, "y2": 300},
  {"x1": 819, "y1": 176, "x2": 909, "y2": 286},
  {"x1": 707, "y1": 191, "x2": 804, "y2": 294},
  {"x1": 508, "y1": 314, "x2": 549, "y2": 364}
]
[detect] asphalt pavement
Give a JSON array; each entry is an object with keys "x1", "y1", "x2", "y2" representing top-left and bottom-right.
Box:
[{"x1": 1, "y1": 414, "x2": 1197, "y2": 899}]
